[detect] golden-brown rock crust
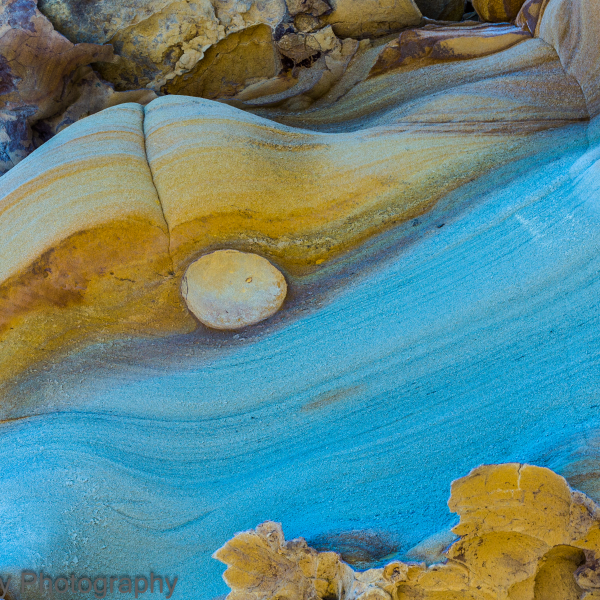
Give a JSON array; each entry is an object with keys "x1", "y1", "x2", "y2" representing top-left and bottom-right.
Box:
[
  {"x1": 473, "y1": 0, "x2": 526, "y2": 22},
  {"x1": 0, "y1": 0, "x2": 155, "y2": 175},
  {"x1": 214, "y1": 464, "x2": 600, "y2": 599},
  {"x1": 37, "y1": 0, "x2": 423, "y2": 94}
]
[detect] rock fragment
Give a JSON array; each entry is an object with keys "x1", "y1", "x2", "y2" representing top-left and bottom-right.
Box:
[{"x1": 182, "y1": 250, "x2": 287, "y2": 330}]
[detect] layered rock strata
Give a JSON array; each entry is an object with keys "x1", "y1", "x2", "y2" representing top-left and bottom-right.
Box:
[
  {"x1": 1, "y1": 0, "x2": 598, "y2": 389},
  {"x1": 4, "y1": 0, "x2": 597, "y2": 175}
]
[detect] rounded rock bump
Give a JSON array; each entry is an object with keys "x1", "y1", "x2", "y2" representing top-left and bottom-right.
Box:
[{"x1": 182, "y1": 250, "x2": 287, "y2": 330}]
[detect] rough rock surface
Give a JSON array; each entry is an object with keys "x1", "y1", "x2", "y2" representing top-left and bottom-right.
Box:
[
  {"x1": 473, "y1": 0, "x2": 526, "y2": 22},
  {"x1": 215, "y1": 464, "x2": 600, "y2": 599},
  {"x1": 0, "y1": 0, "x2": 154, "y2": 175},
  {"x1": 320, "y1": 0, "x2": 422, "y2": 38},
  {"x1": 182, "y1": 250, "x2": 287, "y2": 330},
  {"x1": 0, "y1": 0, "x2": 111, "y2": 172},
  {"x1": 37, "y1": 0, "x2": 422, "y2": 94}
]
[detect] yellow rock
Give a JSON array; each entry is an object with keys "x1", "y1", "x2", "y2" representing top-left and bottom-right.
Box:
[
  {"x1": 38, "y1": 0, "x2": 287, "y2": 91},
  {"x1": 182, "y1": 250, "x2": 287, "y2": 330},
  {"x1": 0, "y1": 104, "x2": 194, "y2": 392},
  {"x1": 321, "y1": 0, "x2": 422, "y2": 38},
  {"x1": 0, "y1": 0, "x2": 594, "y2": 386},
  {"x1": 214, "y1": 464, "x2": 600, "y2": 599},
  {"x1": 473, "y1": 0, "x2": 527, "y2": 22},
  {"x1": 163, "y1": 25, "x2": 280, "y2": 98}
]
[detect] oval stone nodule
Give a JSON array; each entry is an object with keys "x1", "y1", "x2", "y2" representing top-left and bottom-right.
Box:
[{"x1": 181, "y1": 250, "x2": 287, "y2": 330}]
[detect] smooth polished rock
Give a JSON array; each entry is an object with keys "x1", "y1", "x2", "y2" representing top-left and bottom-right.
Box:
[
  {"x1": 0, "y1": 103, "x2": 193, "y2": 392},
  {"x1": 182, "y1": 250, "x2": 287, "y2": 330}
]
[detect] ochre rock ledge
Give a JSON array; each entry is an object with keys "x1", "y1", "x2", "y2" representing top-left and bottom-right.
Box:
[{"x1": 215, "y1": 463, "x2": 600, "y2": 600}]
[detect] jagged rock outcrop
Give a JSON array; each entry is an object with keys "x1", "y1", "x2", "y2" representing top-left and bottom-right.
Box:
[
  {"x1": 215, "y1": 464, "x2": 600, "y2": 599},
  {"x1": 37, "y1": 0, "x2": 423, "y2": 94},
  {"x1": 0, "y1": 0, "x2": 154, "y2": 175}
]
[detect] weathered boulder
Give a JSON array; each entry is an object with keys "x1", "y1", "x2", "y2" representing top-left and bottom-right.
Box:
[
  {"x1": 473, "y1": 0, "x2": 527, "y2": 22},
  {"x1": 321, "y1": 0, "x2": 422, "y2": 38},
  {"x1": 182, "y1": 250, "x2": 287, "y2": 330}
]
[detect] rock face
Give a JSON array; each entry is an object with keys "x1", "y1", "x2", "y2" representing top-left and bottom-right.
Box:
[
  {"x1": 0, "y1": 0, "x2": 111, "y2": 172},
  {"x1": 473, "y1": 0, "x2": 526, "y2": 22},
  {"x1": 0, "y1": 104, "x2": 192, "y2": 391},
  {"x1": 321, "y1": 0, "x2": 422, "y2": 38},
  {"x1": 1, "y1": 0, "x2": 597, "y2": 386},
  {"x1": 0, "y1": 0, "x2": 154, "y2": 175},
  {"x1": 215, "y1": 464, "x2": 600, "y2": 599},
  {"x1": 4, "y1": 0, "x2": 598, "y2": 179},
  {"x1": 182, "y1": 250, "x2": 287, "y2": 330},
  {"x1": 369, "y1": 22, "x2": 531, "y2": 76},
  {"x1": 37, "y1": 0, "x2": 423, "y2": 94}
]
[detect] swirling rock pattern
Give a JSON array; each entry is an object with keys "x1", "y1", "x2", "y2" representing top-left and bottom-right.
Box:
[
  {"x1": 1, "y1": 0, "x2": 594, "y2": 386},
  {"x1": 0, "y1": 0, "x2": 599, "y2": 598}
]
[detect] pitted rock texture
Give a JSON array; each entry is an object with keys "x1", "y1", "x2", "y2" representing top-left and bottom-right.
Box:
[
  {"x1": 37, "y1": 0, "x2": 423, "y2": 93},
  {"x1": 214, "y1": 464, "x2": 600, "y2": 600},
  {"x1": 182, "y1": 250, "x2": 287, "y2": 330}
]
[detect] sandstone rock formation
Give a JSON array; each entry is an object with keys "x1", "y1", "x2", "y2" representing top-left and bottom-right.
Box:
[
  {"x1": 215, "y1": 464, "x2": 600, "y2": 599},
  {"x1": 0, "y1": 104, "x2": 193, "y2": 390},
  {"x1": 0, "y1": 0, "x2": 154, "y2": 175},
  {"x1": 182, "y1": 250, "x2": 287, "y2": 329},
  {"x1": 1, "y1": 0, "x2": 598, "y2": 388},
  {"x1": 7, "y1": 0, "x2": 596, "y2": 177},
  {"x1": 37, "y1": 0, "x2": 424, "y2": 95},
  {"x1": 473, "y1": 0, "x2": 526, "y2": 22}
]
